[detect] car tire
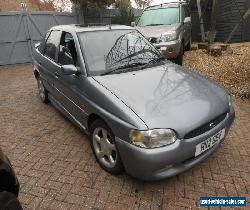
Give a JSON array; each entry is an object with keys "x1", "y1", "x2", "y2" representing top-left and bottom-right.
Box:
[
  {"x1": 37, "y1": 76, "x2": 49, "y2": 103},
  {"x1": 175, "y1": 43, "x2": 184, "y2": 66},
  {"x1": 89, "y1": 119, "x2": 123, "y2": 174},
  {"x1": 185, "y1": 38, "x2": 192, "y2": 51}
]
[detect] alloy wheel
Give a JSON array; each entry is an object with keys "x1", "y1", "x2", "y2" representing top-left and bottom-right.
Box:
[
  {"x1": 37, "y1": 78, "x2": 45, "y2": 101},
  {"x1": 92, "y1": 127, "x2": 117, "y2": 168}
]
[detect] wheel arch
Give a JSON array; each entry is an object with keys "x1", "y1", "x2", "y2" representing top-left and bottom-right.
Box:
[{"x1": 87, "y1": 113, "x2": 109, "y2": 131}]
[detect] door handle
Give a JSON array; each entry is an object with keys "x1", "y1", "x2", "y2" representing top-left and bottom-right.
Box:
[{"x1": 55, "y1": 72, "x2": 59, "y2": 78}]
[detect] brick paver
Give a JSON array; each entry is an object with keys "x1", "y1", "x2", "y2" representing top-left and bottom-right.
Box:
[{"x1": 0, "y1": 64, "x2": 249, "y2": 209}]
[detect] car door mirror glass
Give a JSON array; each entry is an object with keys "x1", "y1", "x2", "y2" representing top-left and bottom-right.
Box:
[{"x1": 61, "y1": 65, "x2": 78, "y2": 75}]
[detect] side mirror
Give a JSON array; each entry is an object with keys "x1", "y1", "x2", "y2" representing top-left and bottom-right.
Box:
[
  {"x1": 61, "y1": 65, "x2": 78, "y2": 75},
  {"x1": 131, "y1": 22, "x2": 136, "y2": 27},
  {"x1": 34, "y1": 42, "x2": 41, "y2": 49},
  {"x1": 184, "y1": 17, "x2": 191, "y2": 24}
]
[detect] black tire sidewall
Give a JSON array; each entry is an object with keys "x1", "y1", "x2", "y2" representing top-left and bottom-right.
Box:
[{"x1": 89, "y1": 120, "x2": 123, "y2": 174}]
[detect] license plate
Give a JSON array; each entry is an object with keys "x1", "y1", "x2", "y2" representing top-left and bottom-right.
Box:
[{"x1": 195, "y1": 129, "x2": 225, "y2": 157}]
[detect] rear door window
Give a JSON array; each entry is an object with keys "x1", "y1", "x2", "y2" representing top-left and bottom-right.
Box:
[{"x1": 44, "y1": 30, "x2": 61, "y2": 61}]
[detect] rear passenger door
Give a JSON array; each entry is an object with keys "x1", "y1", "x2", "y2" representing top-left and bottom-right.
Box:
[{"x1": 39, "y1": 30, "x2": 62, "y2": 99}]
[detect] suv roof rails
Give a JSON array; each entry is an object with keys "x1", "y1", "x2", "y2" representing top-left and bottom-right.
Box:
[
  {"x1": 146, "y1": 0, "x2": 188, "y2": 10},
  {"x1": 74, "y1": 23, "x2": 111, "y2": 27}
]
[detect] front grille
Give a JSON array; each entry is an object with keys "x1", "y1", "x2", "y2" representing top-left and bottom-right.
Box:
[
  {"x1": 184, "y1": 112, "x2": 228, "y2": 139},
  {"x1": 148, "y1": 37, "x2": 158, "y2": 44}
]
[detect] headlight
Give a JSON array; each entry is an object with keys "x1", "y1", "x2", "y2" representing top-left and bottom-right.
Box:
[
  {"x1": 228, "y1": 94, "x2": 232, "y2": 107},
  {"x1": 159, "y1": 31, "x2": 177, "y2": 42},
  {"x1": 130, "y1": 129, "x2": 177, "y2": 148}
]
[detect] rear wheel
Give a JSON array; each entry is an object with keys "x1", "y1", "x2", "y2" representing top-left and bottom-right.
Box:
[
  {"x1": 90, "y1": 120, "x2": 123, "y2": 174},
  {"x1": 37, "y1": 76, "x2": 49, "y2": 103}
]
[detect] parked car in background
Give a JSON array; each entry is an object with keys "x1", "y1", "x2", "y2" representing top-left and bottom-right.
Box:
[
  {"x1": 32, "y1": 24, "x2": 234, "y2": 181},
  {"x1": 133, "y1": 1, "x2": 192, "y2": 65}
]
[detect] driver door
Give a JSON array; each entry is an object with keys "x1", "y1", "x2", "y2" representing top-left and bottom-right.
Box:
[{"x1": 55, "y1": 32, "x2": 88, "y2": 125}]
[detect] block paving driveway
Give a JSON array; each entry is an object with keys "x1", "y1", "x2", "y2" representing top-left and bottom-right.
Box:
[{"x1": 0, "y1": 64, "x2": 249, "y2": 210}]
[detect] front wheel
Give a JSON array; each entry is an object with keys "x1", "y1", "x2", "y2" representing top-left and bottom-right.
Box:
[{"x1": 90, "y1": 120, "x2": 123, "y2": 174}]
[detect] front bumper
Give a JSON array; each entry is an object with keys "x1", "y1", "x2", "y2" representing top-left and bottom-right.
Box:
[
  {"x1": 154, "y1": 40, "x2": 181, "y2": 59},
  {"x1": 116, "y1": 107, "x2": 235, "y2": 181}
]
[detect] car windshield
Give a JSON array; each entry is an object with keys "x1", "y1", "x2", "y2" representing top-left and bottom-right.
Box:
[
  {"x1": 137, "y1": 7, "x2": 180, "y2": 27},
  {"x1": 78, "y1": 30, "x2": 163, "y2": 76}
]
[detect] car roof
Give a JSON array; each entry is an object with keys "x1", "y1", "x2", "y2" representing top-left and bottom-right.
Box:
[
  {"x1": 145, "y1": 1, "x2": 187, "y2": 10},
  {"x1": 50, "y1": 24, "x2": 133, "y2": 33}
]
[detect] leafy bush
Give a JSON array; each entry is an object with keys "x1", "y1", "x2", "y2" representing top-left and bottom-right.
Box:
[{"x1": 113, "y1": 0, "x2": 134, "y2": 25}]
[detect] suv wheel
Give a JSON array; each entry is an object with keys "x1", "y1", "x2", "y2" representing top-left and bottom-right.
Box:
[
  {"x1": 37, "y1": 76, "x2": 49, "y2": 103},
  {"x1": 90, "y1": 120, "x2": 123, "y2": 174},
  {"x1": 175, "y1": 43, "x2": 184, "y2": 65}
]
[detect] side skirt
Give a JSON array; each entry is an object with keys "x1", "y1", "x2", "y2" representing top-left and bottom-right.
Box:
[{"x1": 48, "y1": 94, "x2": 90, "y2": 136}]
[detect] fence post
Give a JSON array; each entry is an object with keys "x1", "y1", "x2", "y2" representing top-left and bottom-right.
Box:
[
  {"x1": 22, "y1": 4, "x2": 34, "y2": 64},
  {"x1": 7, "y1": 12, "x2": 23, "y2": 64}
]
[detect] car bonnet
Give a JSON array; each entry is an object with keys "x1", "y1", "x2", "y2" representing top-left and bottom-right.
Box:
[{"x1": 93, "y1": 62, "x2": 229, "y2": 138}]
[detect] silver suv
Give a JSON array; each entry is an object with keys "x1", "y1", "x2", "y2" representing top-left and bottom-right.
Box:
[{"x1": 133, "y1": 1, "x2": 192, "y2": 65}]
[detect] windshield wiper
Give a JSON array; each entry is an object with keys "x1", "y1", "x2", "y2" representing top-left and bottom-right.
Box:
[
  {"x1": 141, "y1": 57, "x2": 165, "y2": 69},
  {"x1": 145, "y1": 24, "x2": 164, "y2": 26},
  {"x1": 101, "y1": 63, "x2": 146, "y2": 76}
]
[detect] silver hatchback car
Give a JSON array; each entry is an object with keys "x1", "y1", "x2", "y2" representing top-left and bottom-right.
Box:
[{"x1": 33, "y1": 25, "x2": 235, "y2": 181}]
